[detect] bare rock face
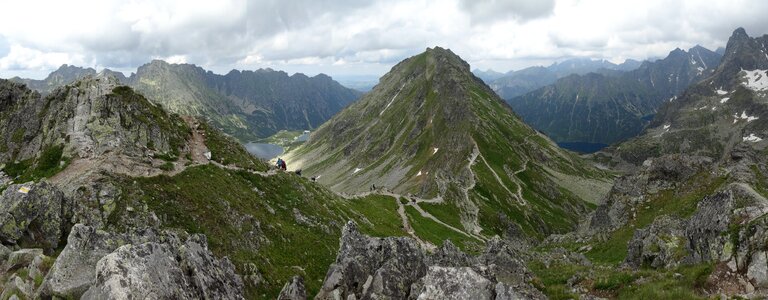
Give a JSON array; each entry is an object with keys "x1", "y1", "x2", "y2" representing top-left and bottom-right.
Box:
[
  {"x1": 81, "y1": 235, "x2": 243, "y2": 300},
  {"x1": 0, "y1": 75, "x2": 189, "y2": 164},
  {"x1": 316, "y1": 221, "x2": 428, "y2": 299},
  {"x1": 0, "y1": 181, "x2": 71, "y2": 252},
  {"x1": 625, "y1": 215, "x2": 686, "y2": 268},
  {"x1": 41, "y1": 224, "x2": 244, "y2": 299},
  {"x1": 589, "y1": 154, "x2": 712, "y2": 234},
  {"x1": 317, "y1": 222, "x2": 545, "y2": 300},
  {"x1": 410, "y1": 266, "x2": 493, "y2": 299},
  {"x1": 278, "y1": 276, "x2": 307, "y2": 300}
]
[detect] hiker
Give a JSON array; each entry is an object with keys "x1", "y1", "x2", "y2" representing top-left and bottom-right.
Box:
[
  {"x1": 280, "y1": 159, "x2": 287, "y2": 171},
  {"x1": 275, "y1": 158, "x2": 282, "y2": 170}
]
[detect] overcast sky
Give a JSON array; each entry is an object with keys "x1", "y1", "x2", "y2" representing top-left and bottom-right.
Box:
[{"x1": 1, "y1": 0, "x2": 767, "y2": 80}]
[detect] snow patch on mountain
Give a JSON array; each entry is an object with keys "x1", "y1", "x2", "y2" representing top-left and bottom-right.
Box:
[
  {"x1": 734, "y1": 111, "x2": 760, "y2": 122},
  {"x1": 743, "y1": 69, "x2": 768, "y2": 92},
  {"x1": 743, "y1": 133, "x2": 763, "y2": 142}
]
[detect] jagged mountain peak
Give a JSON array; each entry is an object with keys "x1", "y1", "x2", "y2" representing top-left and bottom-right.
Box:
[{"x1": 608, "y1": 28, "x2": 768, "y2": 165}]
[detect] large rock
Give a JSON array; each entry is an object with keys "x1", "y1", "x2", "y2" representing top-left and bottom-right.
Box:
[
  {"x1": 278, "y1": 276, "x2": 307, "y2": 300},
  {"x1": 81, "y1": 235, "x2": 243, "y2": 299},
  {"x1": 316, "y1": 221, "x2": 428, "y2": 299},
  {"x1": 41, "y1": 224, "x2": 172, "y2": 298},
  {"x1": 410, "y1": 266, "x2": 493, "y2": 299},
  {"x1": 747, "y1": 251, "x2": 768, "y2": 288},
  {"x1": 0, "y1": 181, "x2": 71, "y2": 252},
  {"x1": 4, "y1": 248, "x2": 43, "y2": 272},
  {"x1": 625, "y1": 215, "x2": 686, "y2": 268},
  {"x1": 684, "y1": 191, "x2": 733, "y2": 264}
]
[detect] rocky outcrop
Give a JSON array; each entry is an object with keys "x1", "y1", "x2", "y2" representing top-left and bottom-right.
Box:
[
  {"x1": 410, "y1": 266, "x2": 493, "y2": 299},
  {"x1": 625, "y1": 191, "x2": 734, "y2": 268},
  {"x1": 589, "y1": 154, "x2": 712, "y2": 235},
  {"x1": 0, "y1": 75, "x2": 189, "y2": 164},
  {"x1": 316, "y1": 221, "x2": 428, "y2": 299},
  {"x1": 81, "y1": 235, "x2": 243, "y2": 299},
  {"x1": 40, "y1": 224, "x2": 244, "y2": 299},
  {"x1": 0, "y1": 181, "x2": 71, "y2": 252},
  {"x1": 625, "y1": 215, "x2": 686, "y2": 268},
  {"x1": 278, "y1": 276, "x2": 307, "y2": 300},
  {"x1": 317, "y1": 221, "x2": 545, "y2": 300},
  {"x1": 41, "y1": 224, "x2": 164, "y2": 298}
]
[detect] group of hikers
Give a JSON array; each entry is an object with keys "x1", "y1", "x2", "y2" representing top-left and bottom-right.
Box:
[{"x1": 276, "y1": 157, "x2": 313, "y2": 181}]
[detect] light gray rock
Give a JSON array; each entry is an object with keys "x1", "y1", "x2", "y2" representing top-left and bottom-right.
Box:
[
  {"x1": 495, "y1": 282, "x2": 532, "y2": 300},
  {"x1": 0, "y1": 274, "x2": 34, "y2": 300},
  {"x1": 0, "y1": 181, "x2": 70, "y2": 252},
  {"x1": 40, "y1": 224, "x2": 168, "y2": 298},
  {"x1": 411, "y1": 266, "x2": 493, "y2": 300},
  {"x1": 747, "y1": 251, "x2": 768, "y2": 288},
  {"x1": 4, "y1": 248, "x2": 43, "y2": 272},
  {"x1": 316, "y1": 221, "x2": 428, "y2": 300},
  {"x1": 278, "y1": 275, "x2": 307, "y2": 300},
  {"x1": 81, "y1": 235, "x2": 244, "y2": 299}
]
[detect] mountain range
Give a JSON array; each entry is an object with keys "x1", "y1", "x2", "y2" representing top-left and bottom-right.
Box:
[
  {"x1": 509, "y1": 45, "x2": 722, "y2": 150},
  {"x1": 2, "y1": 24, "x2": 768, "y2": 300},
  {"x1": 10, "y1": 61, "x2": 361, "y2": 141},
  {"x1": 481, "y1": 57, "x2": 643, "y2": 100}
]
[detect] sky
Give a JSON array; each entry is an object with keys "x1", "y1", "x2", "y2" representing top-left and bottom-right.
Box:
[{"x1": 0, "y1": 0, "x2": 767, "y2": 80}]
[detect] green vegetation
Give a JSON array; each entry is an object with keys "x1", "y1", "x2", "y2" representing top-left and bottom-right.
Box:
[
  {"x1": 404, "y1": 205, "x2": 481, "y2": 251},
  {"x1": 11, "y1": 128, "x2": 24, "y2": 143},
  {"x1": 344, "y1": 195, "x2": 407, "y2": 237},
  {"x1": 3, "y1": 144, "x2": 69, "y2": 182},
  {"x1": 529, "y1": 261, "x2": 713, "y2": 300},
  {"x1": 159, "y1": 161, "x2": 174, "y2": 171}
]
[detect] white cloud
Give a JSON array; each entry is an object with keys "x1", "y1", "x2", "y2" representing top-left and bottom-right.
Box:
[{"x1": 0, "y1": 0, "x2": 768, "y2": 79}]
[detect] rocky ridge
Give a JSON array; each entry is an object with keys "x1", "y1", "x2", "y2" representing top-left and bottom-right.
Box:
[{"x1": 314, "y1": 221, "x2": 545, "y2": 300}]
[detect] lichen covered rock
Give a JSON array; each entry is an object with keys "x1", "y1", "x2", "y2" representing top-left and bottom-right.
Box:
[{"x1": 0, "y1": 181, "x2": 71, "y2": 252}]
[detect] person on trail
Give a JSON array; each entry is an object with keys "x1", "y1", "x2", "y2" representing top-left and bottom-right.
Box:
[
  {"x1": 280, "y1": 159, "x2": 287, "y2": 171},
  {"x1": 276, "y1": 158, "x2": 284, "y2": 170}
]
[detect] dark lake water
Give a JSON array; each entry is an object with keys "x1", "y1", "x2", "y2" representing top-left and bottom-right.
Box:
[
  {"x1": 557, "y1": 142, "x2": 609, "y2": 154},
  {"x1": 244, "y1": 142, "x2": 284, "y2": 160}
]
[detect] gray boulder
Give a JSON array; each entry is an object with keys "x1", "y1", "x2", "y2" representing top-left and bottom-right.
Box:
[
  {"x1": 625, "y1": 215, "x2": 686, "y2": 268},
  {"x1": 316, "y1": 221, "x2": 428, "y2": 300},
  {"x1": 40, "y1": 224, "x2": 176, "y2": 298},
  {"x1": 4, "y1": 248, "x2": 43, "y2": 272},
  {"x1": 0, "y1": 181, "x2": 71, "y2": 252},
  {"x1": 278, "y1": 276, "x2": 307, "y2": 300},
  {"x1": 410, "y1": 266, "x2": 493, "y2": 300},
  {"x1": 81, "y1": 235, "x2": 243, "y2": 299}
]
